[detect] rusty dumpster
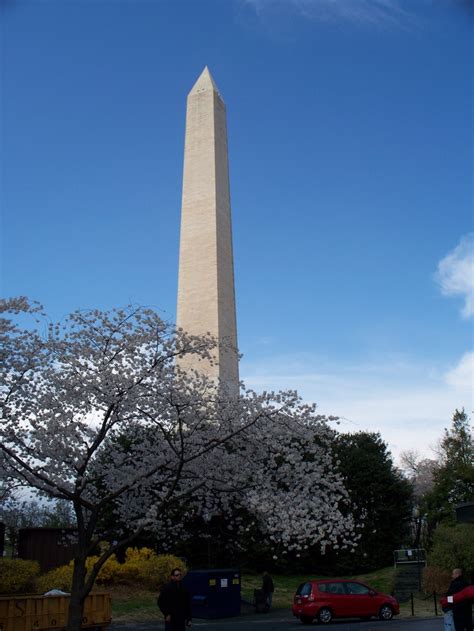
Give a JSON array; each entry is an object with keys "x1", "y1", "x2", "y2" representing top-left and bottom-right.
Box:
[{"x1": 0, "y1": 592, "x2": 111, "y2": 631}]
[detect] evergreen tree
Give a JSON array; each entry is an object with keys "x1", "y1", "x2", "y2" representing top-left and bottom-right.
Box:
[
  {"x1": 325, "y1": 432, "x2": 413, "y2": 572},
  {"x1": 425, "y1": 409, "x2": 474, "y2": 527}
]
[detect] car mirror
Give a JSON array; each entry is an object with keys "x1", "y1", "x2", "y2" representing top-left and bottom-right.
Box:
[{"x1": 369, "y1": 590, "x2": 377, "y2": 597}]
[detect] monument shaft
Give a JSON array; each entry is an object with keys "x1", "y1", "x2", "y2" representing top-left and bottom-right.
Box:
[{"x1": 176, "y1": 68, "x2": 239, "y2": 396}]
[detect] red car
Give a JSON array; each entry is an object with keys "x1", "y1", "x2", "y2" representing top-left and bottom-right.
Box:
[{"x1": 292, "y1": 579, "x2": 400, "y2": 625}]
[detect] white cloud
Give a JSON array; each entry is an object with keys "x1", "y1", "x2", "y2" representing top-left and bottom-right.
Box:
[
  {"x1": 241, "y1": 351, "x2": 473, "y2": 462},
  {"x1": 436, "y1": 233, "x2": 474, "y2": 318},
  {"x1": 445, "y1": 351, "x2": 474, "y2": 391},
  {"x1": 242, "y1": 0, "x2": 413, "y2": 27}
]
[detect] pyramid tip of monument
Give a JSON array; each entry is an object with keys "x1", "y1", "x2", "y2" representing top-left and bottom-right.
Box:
[{"x1": 189, "y1": 66, "x2": 222, "y2": 98}]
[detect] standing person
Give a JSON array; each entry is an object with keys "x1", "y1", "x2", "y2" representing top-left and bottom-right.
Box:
[
  {"x1": 443, "y1": 606, "x2": 455, "y2": 631},
  {"x1": 157, "y1": 568, "x2": 192, "y2": 631},
  {"x1": 447, "y1": 568, "x2": 472, "y2": 631},
  {"x1": 262, "y1": 571, "x2": 274, "y2": 612}
]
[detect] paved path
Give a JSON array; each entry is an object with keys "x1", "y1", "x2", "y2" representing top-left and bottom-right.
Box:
[{"x1": 110, "y1": 611, "x2": 441, "y2": 631}]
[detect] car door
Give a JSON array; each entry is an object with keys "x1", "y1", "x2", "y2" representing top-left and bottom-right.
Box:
[
  {"x1": 324, "y1": 582, "x2": 347, "y2": 617},
  {"x1": 343, "y1": 581, "x2": 373, "y2": 617}
]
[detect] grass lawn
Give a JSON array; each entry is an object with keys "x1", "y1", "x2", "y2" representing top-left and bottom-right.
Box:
[
  {"x1": 109, "y1": 585, "x2": 162, "y2": 623},
  {"x1": 109, "y1": 566, "x2": 440, "y2": 623},
  {"x1": 399, "y1": 593, "x2": 443, "y2": 619}
]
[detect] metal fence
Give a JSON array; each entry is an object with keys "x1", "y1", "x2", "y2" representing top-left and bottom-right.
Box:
[
  {"x1": 393, "y1": 548, "x2": 427, "y2": 566},
  {"x1": 405, "y1": 591, "x2": 441, "y2": 617}
]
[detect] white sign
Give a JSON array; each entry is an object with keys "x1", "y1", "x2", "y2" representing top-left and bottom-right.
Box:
[{"x1": 221, "y1": 579, "x2": 228, "y2": 588}]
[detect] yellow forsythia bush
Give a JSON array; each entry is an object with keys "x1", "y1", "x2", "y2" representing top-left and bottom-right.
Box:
[
  {"x1": 85, "y1": 555, "x2": 121, "y2": 583},
  {"x1": 116, "y1": 547, "x2": 156, "y2": 583},
  {"x1": 35, "y1": 549, "x2": 186, "y2": 592},
  {"x1": 0, "y1": 558, "x2": 40, "y2": 594},
  {"x1": 141, "y1": 553, "x2": 187, "y2": 591},
  {"x1": 36, "y1": 563, "x2": 74, "y2": 593},
  {"x1": 115, "y1": 548, "x2": 187, "y2": 589},
  {"x1": 36, "y1": 555, "x2": 120, "y2": 592}
]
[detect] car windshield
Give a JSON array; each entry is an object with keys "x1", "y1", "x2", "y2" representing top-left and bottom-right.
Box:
[{"x1": 296, "y1": 582, "x2": 312, "y2": 596}]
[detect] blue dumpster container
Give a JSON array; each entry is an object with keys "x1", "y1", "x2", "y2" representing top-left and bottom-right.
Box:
[{"x1": 183, "y1": 569, "x2": 241, "y2": 619}]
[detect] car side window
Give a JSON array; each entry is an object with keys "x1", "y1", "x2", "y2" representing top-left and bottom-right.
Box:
[
  {"x1": 297, "y1": 582, "x2": 312, "y2": 596},
  {"x1": 327, "y1": 582, "x2": 345, "y2": 594},
  {"x1": 346, "y1": 582, "x2": 369, "y2": 595}
]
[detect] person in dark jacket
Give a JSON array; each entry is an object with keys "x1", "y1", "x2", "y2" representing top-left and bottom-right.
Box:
[
  {"x1": 262, "y1": 571, "x2": 274, "y2": 611},
  {"x1": 447, "y1": 568, "x2": 472, "y2": 631},
  {"x1": 158, "y1": 568, "x2": 192, "y2": 631}
]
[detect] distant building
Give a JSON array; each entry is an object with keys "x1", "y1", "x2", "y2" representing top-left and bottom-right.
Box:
[{"x1": 18, "y1": 528, "x2": 77, "y2": 572}]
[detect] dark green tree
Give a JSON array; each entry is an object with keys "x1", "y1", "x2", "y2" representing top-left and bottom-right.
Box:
[
  {"x1": 425, "y1": 409, "x2": 474, "y2": 527},
  {"x1": 323, "y1": 432, "x2": 413, "y2": 573}
]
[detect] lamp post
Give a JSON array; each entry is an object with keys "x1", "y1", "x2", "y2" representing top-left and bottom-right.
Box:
[{"x1": 413, "y1": 506, "x2": 422, "y2": 550}]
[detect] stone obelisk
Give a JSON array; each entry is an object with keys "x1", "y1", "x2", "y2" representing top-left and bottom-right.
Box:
[{"x1": 176, "y1": 67, "x2": 239, "y2": 397}]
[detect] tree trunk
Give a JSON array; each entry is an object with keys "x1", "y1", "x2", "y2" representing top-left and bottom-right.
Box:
[{"x1": 66, "y1": 555, "x2": 88, "y2": 631}]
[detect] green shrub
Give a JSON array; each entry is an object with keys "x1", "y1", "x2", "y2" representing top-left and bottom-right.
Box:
[
  {"x1": 0, "y1": 558, "x2": 40, "y2": 594},
  {"x1": 422, "y1": 565, "x2": 451, "y2": 594},
  {"x1": 428, "y1": 524, "x2": 474, "y2": 575}
]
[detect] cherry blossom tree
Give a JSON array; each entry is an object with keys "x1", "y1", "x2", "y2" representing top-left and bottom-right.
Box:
[
  {"x1": 1, "y1": 298, "x2": 356, "y2": 631},
  {"x1": 123, "y1": 397, "x2": 358, "y2": 566}
]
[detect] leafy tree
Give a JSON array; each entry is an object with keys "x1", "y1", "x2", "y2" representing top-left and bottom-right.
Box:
[
  {"x1": 428, "y1": 523, "x2": 474, "y2": 576},
  {"x1": 325, "y1": 432, "x2": 413, "y2": 572},
  {"x1": 0, "y1": 498, "x2": 44, "y2": 557},
  {"x1": 400, "y1": 450, "x2": 439, "y2": 547},
  {"x1": 0, "y1": 298, "x2": 356, "y2": 631},
  {"x1": 0, "y1": 497, "x2": 74, "y2": 557},
  {"x1": 400, "y1": 450, "x2": 438, "y2": 501},
  {"x1": 425, "y1": 409, "x2": 474, "y2": 527}
]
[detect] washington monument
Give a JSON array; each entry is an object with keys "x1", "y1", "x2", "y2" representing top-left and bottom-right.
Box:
[{"x1": 176, "y1": 67, "x2": 239, "y2": 397}]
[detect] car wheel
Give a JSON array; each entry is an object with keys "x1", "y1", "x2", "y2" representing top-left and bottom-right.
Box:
[
  {"x1": 379, "y1": 604, "x2": 393, "y2": 620},
  {"x1": 317, "y1": 607, "x2": 333, "y2": 624},
  {"x1": 300, "y1": 615, "x2": 313, "y2": 625}
]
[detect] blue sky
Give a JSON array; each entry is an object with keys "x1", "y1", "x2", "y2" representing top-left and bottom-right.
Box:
[{"x1": 2, "y1": 0, "x2": 473, "y2": 461}]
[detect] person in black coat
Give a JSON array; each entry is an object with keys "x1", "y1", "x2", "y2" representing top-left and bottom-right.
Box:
[
  {"x1": 447, "y1": 568, "x2": 472, "y2": 631},
  {"x1": 158, "y1": 568, "x2": 192, "y2": 631},
  {"x1": 262, "y1": 571, "x2": 275, "y2": 611}
]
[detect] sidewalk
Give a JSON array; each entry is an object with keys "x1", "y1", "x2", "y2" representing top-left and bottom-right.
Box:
[
  {"x1": 109, "y1": 612, "x2": 441, "y2": 631},
  {"x1": 109, "y1": 608, "x2": 290, "y2": 630}
]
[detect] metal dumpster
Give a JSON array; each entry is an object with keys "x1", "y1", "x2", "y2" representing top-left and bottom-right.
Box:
[
  {"x1": 183, "y1": 569, "x2": 241, "y2": 619},
  {"x1": 0, "y1": 592, "x2": 111, "y2": 631}
]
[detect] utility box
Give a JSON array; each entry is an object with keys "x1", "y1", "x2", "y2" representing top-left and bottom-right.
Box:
[
  {"x1": 456, "y1": 502, "x2": 474, "y2": 524},
  {"x1": 0, "y1": 592, "x2": 111, "y2": 631},
  {"x1": 183, "y1": 569, "x2": 241, "y2": 619}
]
